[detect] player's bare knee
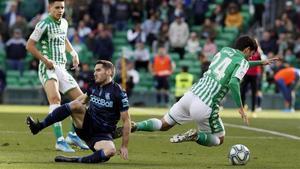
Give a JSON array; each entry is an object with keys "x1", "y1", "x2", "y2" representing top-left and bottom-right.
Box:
[
  {"x1": 48, "y1": 95, "x2": 61, "y2": 104},
  {"x1": 160, "y1": 119, "x2": 172, "y2": 131},
  {"x1": 219, "y1": 136, "x2": 224, "y2": 145},
  {"x1": 105, "y1": 147, "x2": 117, "y2": 157},
  {"x1": 70, "y1": 100, "x2": 84, "y2": 113}
]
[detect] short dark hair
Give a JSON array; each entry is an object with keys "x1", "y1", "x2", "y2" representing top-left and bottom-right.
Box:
[
  {"x1": 234, "y1": 35, "x2": 257, "y2": 52},
  {"x1": 49, "y1": 0, "x2": 64, "y2": 4},
  {"x1": 96, "y1": 60, "x2": 115, "y2": 77}
]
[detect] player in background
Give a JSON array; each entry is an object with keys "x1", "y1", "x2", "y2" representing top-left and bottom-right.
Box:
[
  {"x1": 26, "y1": 60, "x2": 131, "y2": 163},
  {"x1": 26, "y1": 0, "x2": 88, "y2": 152},
  {"x1": 274, "y1": 67, "x2": 300, "y2": 112},
  {"x1": 128, "y1": 36, "x2": 278, "y2": 147}
]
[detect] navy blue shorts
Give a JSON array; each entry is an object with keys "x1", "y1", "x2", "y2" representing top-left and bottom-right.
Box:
[{"x1": 74, "y1": 111, "x2": 113, "y2": 152}]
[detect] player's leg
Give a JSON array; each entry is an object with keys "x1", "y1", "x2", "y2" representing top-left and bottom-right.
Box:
[
  {"x1": 170, "y1": 94, "x2": 225, "y2": 146},
  {"x1": 58, "y1": 67, "x2": 89, "y2": 149},
  {"x1": 43, "y1": 79, "x2": 75, "y2": 152},
  {"x1": 55, "y1": 140, "x2": 115, "y2": 163},
  {"x1": 135, "y1": 91, "x2": 194, "y2": 132}
]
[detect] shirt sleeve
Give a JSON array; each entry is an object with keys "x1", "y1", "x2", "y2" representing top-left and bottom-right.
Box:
[
  {"x1": 119, "y1": 89, "x2": 129, "y2": 112},
  {"x1": 29, "y1": 21, "x2": 47, "y2": 42},
  {"x1": 234, "y1": 59, "x2": 249, "y2": 80}
]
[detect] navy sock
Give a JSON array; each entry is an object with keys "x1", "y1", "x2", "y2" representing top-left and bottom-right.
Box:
[
  {"x1": 78, "y1": 149, "x2": 110, "y2": 163},
  {"x1": 40, "y1": 104, "x2": 71, "y2": 130},
  {"x1": 156, "y1": 93, "x2": 161, "y2": 104}
]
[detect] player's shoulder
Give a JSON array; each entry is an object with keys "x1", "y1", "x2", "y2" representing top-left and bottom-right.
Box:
[
  {"x1": 35, "y1": 17, "x2": 51, "y2": 29},
  {"x1": 61, "y1": 18, "x2": 68, "y2": 25}
]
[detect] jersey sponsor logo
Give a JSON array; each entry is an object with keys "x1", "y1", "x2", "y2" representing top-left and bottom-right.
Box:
[{"x1": 90, "y1": 95, "x2": 113, "y2": 108}]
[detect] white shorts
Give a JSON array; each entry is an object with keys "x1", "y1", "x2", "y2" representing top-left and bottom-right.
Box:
[
  {"x1": 38, "y1": 63, "x2": 79, "y2": 94},
  {"x1": 164, "y1": 91, "x2": 225, "y2": 137}
]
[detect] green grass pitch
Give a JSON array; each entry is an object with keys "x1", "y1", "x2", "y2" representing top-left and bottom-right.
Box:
[{"x1": 0, "y1": 105, "x2": 300, "y2": 169}]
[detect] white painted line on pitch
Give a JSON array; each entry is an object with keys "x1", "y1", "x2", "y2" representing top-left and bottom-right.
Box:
[{"x1": 225, "y1": 123, "x2": 300, "y2": 140}]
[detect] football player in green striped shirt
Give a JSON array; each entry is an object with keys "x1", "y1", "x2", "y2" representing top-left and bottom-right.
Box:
[
  {"x1": 26, "y1": 0, "x2": 88, "y2": 152},
  {"x1": 130, "y1": 36, "x2": 278, "y2": 147}
]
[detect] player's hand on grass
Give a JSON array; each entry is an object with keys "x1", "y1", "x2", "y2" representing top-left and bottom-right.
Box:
[
  {"x1": 119, "y1": 146, "x2": 128, "y2": 160},
  {"x1": 44, "y1": 58, "x2": 55, "y2": 69},
  {"x1": 238, "y1": 107, "x2": 249, "y2": 126}
]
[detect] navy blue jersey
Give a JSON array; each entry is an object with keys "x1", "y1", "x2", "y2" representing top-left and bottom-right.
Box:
[{"x1": 87, "y1": 81, "x2": 129, "y2": 133}]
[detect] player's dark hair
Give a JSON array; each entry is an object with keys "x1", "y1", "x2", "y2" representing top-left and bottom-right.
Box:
[
  {"x1": 234, "y1": 35, "x2": 257, "y2": 52},
  {"x1": 49, "y1": 0, "x2": 64, "y2": 4},
  {"x1": 96, "y1": 60, "x2": 115, "y2": 77}
]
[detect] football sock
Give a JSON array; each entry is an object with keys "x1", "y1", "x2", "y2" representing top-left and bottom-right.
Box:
[
  {"x1": 164, "y1": 94, "x2": 169, "y2": 103},
  {"x1": 78, "y1": 149, "x2": 110, "y2": 163},
  {"x1": 156, "y1": 93, "x2": 161, "y2": 104},
  {"x1": 136, "y1": 118, "x2": 162, "y2": 131},
  {"x1": 256, "y1": 95, "x2": 262, "y2": 108},
  {"x1": 40, "y1": 104, "x2": 71, "y2": 135},
  {"x1": 196, "y1": 132, "x2": 220, "y2": 147}
]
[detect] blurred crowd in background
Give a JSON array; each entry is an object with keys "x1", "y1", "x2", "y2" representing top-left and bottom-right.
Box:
[{"x1": 1, "y1": 0, "x2": 300, "y2": 106}]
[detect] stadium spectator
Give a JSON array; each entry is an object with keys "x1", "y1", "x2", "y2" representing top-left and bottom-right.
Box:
[
  {"x1": 93, "y1": 27, "x2": 114, "y2": 61},
  {"x1": 202, "y1": 37, "x2": 217, "y2": 60},
  {"x1": 26, "y1": 0, "x2": 89, "y2": 153},
  {"x1": 260, "y1": 30, "x2": 278, "y2": 55},
  {"x1": 169, "y1": 12, "x2": 189, "y2": 59},
  {"x1": 127, "y1": 23, "x2": 146, "y2": 47},
  {"x1": 0, "y1": 16, "x2": 8, "y2": 41},
  {"x1": 131, "y1": 0, "x2": 144, "y2": 23},
  {"x1": 145, "y1": 0, "x2": 162, "y2": 18},
  {"x1": 192, "y1": 0, "x2": 209, "y2": 25},
  {"x1": 77, "y1": 20, "x2": 92, "y2": 39},
  {"x1": 274, "y1": 67, "x2": 300, "y2": 112},
  {"x1": 185, "y1": 32, "x2": 201, "y2": 54},
  {"x1": 9, "y1": 15, "x2": 29, "y2": 38},
  {"x1": 149, "y1": 46, "x2": 174, "y2": 106},
  {"x1": 225, "y1": 2, "x2": 243, "y2": 29},
  {"x1": 27, "y1": 60, "x2": 131, "y2": 163},
  {"x1": 158, "y1": 0, "x2": 173, "y2": 23},
  {"x1": 127, "y1": 36, "x2": 278, "y2": 148},
  {"x1": 132, "y1": 42, "x2": 150, "y2": 71},
  {"x1": 4, "y1": 1, "x2": 19, "y2": 28},
  {"x1": 253, "y1": 0, "x2": 265, "y2": 27},
  {"x1": 175, "y1": 66, "x2": 193, "y2": 101},
  {"x1": 0, "y1": 69, "x2": 5, "y2": 104},
  {"x1": 152, "y1": 22, "x2": 170, "y2": 53},
  {"x1": 5, "y1": 28, "x2": 26, "y2": 74},
  {"x1": 77, "y1": 63, "x2": 93, "y2": 93},
  {"x1": 114, "y1": 0, "x2": 131, "y2": 31},
  {"x1": 200, "y1": 18, "x2": 217, "y2": 39},
  {"x1": 142, "y1": 12, "x2": 162, "y2": 47},
  {"x1": 116, "y1": 58, "x2": 140, "y2": 97}
]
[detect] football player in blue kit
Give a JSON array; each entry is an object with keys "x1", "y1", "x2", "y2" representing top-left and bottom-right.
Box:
[{"x1": 26, "y1": 60, "x2": 131, "y2": 163}]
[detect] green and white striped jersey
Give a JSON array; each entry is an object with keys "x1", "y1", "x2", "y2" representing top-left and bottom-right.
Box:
[
  {"x1": 191, "y1": 47, "x2": 249, "y2": 107},
  {"x1": 29, "y1": 15, "x2": 68, "y2": 65}
]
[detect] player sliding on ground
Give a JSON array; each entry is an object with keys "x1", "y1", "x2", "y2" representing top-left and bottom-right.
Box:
[
  {"x1": 129, "y1": 36, "x2": 278, "y2": 147},
  {"x1": 26, "y1": 60, "x2": 131, "y2": 163}
]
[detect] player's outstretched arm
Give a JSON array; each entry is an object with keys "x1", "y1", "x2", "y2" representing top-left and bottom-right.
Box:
[
  {"x1": 119, "y1": 110, "x2": 131, "y2": 160},
  {"x1": 248, "y1": 57, "x2": 280, "y2": 67},
  {"x1": 228, "y1": 77, "x2": 249, "y2": 125}
]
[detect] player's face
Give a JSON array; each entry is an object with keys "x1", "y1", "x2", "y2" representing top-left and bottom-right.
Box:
[
  {"x1": 243, "y1": 47, "x2": 255, "y2": 60},
  {"x1": 94, "y1": 64, "x2": 110, "y2": 85},
  {"x1": 49, "y1": 1, "x2": 65, "y2": 20}
]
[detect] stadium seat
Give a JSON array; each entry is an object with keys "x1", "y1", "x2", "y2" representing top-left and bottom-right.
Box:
[
  {"x1": 169, "y1": 53, "x2": 180, "y2": 62},
  {"x1": 7, "y1": 70, "x2": 21, "y2": 78},
  {"x1": 114, "y1": 31, "x2": 127, "y2": 39}
]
